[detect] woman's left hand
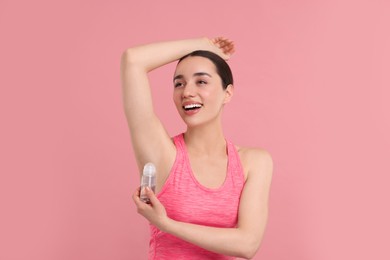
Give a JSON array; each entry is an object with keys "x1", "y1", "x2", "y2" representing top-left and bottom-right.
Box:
[{"x1": 132, "y1": 187, "x2": 169, "y2": 230}]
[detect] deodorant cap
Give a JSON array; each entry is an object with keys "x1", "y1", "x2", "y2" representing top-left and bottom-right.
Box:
[{"x1": 143, "y1": 163, "x2": 156, "y2": 177}]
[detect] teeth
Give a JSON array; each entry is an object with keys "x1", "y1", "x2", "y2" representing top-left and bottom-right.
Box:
[{"x1": 184, "y1": 104, "x2": 202, "y2": 110}]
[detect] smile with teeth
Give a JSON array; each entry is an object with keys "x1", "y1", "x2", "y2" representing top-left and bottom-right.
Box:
[{"x1": 183, "y1": 103, "x2": 203, "y2": 111}]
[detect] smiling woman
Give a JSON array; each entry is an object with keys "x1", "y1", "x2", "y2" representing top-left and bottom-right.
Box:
[
  {"x1": 120, "y1": 37, "x2": 273, "y2": 259},
  {"x1": 172, "y1": 53, "x2": 234, "y2": 128}
]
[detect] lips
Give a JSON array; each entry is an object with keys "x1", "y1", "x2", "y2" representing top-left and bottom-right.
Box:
[
  {"x1": 182, "y1": 102, "x2": 203, "y2": 115},
  {"x1": 183, "y1": 104, "x2": 202, "y2": 110}
]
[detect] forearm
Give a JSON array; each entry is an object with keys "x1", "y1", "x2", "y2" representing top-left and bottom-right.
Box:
[
  {"x1": 161, "y1": 218, "x2": 257, "y2": 259},
  {"x1": 122, "y1": 37, "x2": 211, "y2": 72}
]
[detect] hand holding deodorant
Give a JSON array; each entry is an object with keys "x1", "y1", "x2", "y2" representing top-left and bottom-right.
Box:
[{"x1": 140, "y1": 162, "x2": 156, "y2": 204}]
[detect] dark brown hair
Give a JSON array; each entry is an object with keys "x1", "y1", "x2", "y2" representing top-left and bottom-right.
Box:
[{"x1": 178, "y1": 50, "x2": 233, "y2": 90}]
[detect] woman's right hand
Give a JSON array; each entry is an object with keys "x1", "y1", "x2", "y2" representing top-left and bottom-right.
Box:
[{"x1": 208, "y1": 37, "x2": 235, "y2": 60}]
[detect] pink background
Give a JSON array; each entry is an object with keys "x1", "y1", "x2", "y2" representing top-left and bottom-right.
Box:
[{"x1": 1, "y1": 0, "x2": 389, "y2": 259}]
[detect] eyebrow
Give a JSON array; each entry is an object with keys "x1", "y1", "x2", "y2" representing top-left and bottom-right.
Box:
[{"x1": 173, "y1": 72, "x2": 212, "y2": 81}]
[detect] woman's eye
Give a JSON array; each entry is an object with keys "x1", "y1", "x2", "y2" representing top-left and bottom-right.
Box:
[
  {"x1": 174, "y1": 82, "x2": 183, "y2": 88},
  {"x1": 197, "y1": 80, "x2": 207, "y2": 85}
]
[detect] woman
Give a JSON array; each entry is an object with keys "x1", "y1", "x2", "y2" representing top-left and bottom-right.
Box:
[{"x1": 120, "y1": 37, "x2": 273, "y2": 259}]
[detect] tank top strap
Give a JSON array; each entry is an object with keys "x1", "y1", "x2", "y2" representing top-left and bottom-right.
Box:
[
  {"x1": 157, "y1": 133, "x2": 187, "y2": 198},
  {"x1": 226, "y1": 139, "x2": 245, "y2": 183},
  {"x1": 171, "y1": 133, "x2": 190, "y2": 173},
  {"x1": 173, "y1": 133, "x2": 188, "y2": 165},
  {"x1": 173, "y1": 133, "x2": 185, "y2": 152},
  {"x1": 172, "y1": 133, "x2": 193, "y2": 174}
]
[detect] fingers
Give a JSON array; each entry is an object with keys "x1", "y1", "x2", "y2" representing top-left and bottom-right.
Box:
[
  {"x1": 145, "y1": 187, "x2": 159, "y2": 206},
  {"x1": 212, "y1": 37, "x2": 233, "y2": 46},
  {"x1": 132, "y1": 187, "x2": 140, "y2": 201},
  {"x1": 132, "y1": 187, "x2": 145, "y2": 208},
  {"x1": 132, "y1": 187, "x2": 157, "y2": 208},
  {"x1": 213, "y1": 37, "x2": 231, "y2": 49},
  {"x1": 131, "y1": 186, "x2": 169, "y2": 229},
  {"x1": 224, "y1": 42, "x2": 235, "y2": 55},
  {"x1": 211, "y1": 36, "x2": 235, "y2": 58}
]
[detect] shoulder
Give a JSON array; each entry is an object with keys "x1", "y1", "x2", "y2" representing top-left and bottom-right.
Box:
[{"x1": 235, "y1": 145, "x2": 273, "y2": 181}]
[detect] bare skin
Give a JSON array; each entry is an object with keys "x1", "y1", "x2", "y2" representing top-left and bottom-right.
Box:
[{"x1": 121, "y1": 37, "x2": 273, "y2": 259}]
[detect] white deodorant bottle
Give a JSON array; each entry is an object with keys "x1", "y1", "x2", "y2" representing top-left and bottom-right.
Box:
[{"x1": 140, "y1": 162, "x2": 156, "y2": 203}]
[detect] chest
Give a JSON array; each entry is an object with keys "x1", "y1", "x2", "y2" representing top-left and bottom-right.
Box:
[
  {"x1": 160, "y1": 178, "x2": 241, "y2": 228},
  {"x1": 188, "y1": 155, "x2": 228, "y2": 189}
]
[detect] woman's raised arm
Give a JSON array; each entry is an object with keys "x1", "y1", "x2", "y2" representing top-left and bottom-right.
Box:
[{"x1": 120, "y1": 37, "x2": 234, "y2": 177}]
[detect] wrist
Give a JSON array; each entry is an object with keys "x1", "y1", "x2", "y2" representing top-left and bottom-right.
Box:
[
  {"x1": 199, "y1": 37, "x2": 213, "y2": 50},
  {"x1": 159, "y1": 216, "x2": 174, "y2": 233},
  {"x1": 186, "y1": 37, "x2": 211, "y2": 52}
]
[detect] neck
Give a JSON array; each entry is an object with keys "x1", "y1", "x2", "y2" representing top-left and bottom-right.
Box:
[{"x1": 184, "y1": 122, "x2": 226, "y2": 156}]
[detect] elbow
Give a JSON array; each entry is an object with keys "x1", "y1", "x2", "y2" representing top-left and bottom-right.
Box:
[
  {"x1": 237, "y1": 236, "x2": 261, "y2": 259},
  {"x1": 121, "y1": 48, "x2": 138, "y2": 66},
  {"x1": 243, "y1": 251, "x2": 258, "y2": 260},
  {"x1": 239, "y1": 246, "x2": 258, "y2": 259},
  {"x1": 121, "y1": 48, "x2": 148, "y2": 72}
]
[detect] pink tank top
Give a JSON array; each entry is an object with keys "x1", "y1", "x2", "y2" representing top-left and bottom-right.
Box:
[{"x1": 149, "y1": 133, "x2": 245, "y2": 260}]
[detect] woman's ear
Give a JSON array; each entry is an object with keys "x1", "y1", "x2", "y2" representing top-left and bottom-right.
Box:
[{"x1": 223, "y1": 84, "x2": 234, "y2": 104}]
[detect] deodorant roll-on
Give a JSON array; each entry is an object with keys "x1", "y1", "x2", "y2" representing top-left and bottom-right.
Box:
[{"x1": 140, "y1": 162, "x2": 156, "y2": 204}]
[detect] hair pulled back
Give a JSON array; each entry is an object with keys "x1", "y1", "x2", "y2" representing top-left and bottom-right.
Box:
[{"x1": 178, "y1": 50, "x2": 233, "y2": 90}]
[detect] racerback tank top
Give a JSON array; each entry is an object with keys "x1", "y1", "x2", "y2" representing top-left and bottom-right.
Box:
[{"x1": 148, "y1": 133, "x2": 245, "y2": 260}]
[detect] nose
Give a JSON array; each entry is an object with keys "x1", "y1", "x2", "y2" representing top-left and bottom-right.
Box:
[{"x1": 182, "y1": 83, "x2": 196, "y2": 98}]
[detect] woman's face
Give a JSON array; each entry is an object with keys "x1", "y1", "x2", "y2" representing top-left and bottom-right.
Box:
[{"x1": 173, "y1": 56, "x2": 233, "y2": 127}]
